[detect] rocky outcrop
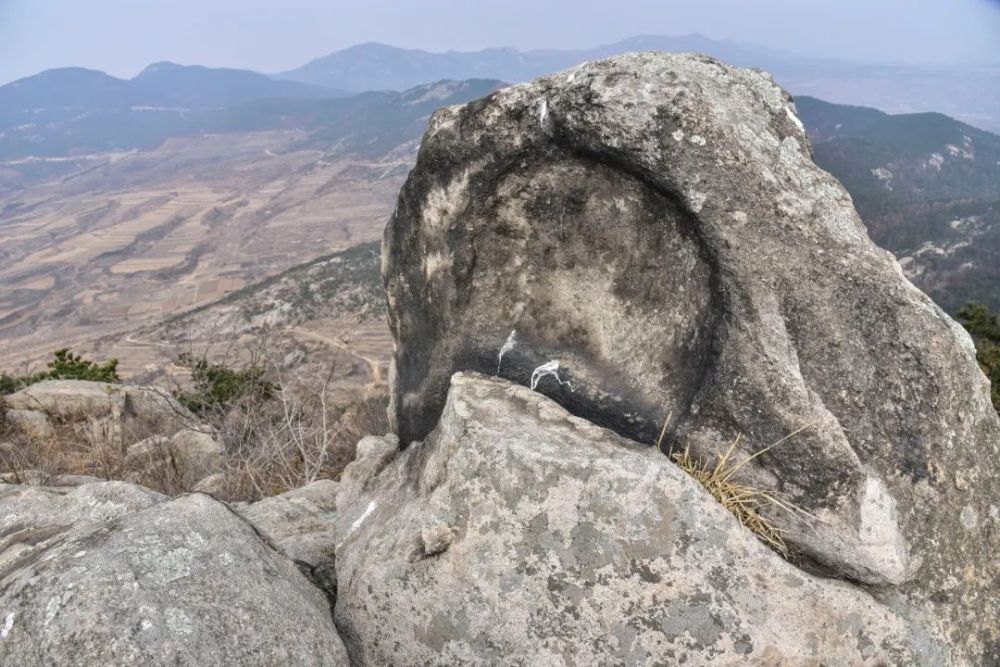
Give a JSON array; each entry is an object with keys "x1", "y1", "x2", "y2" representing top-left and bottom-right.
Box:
[
  {"x1": 4, "y1": 379, "x2": 192, "y2": 440},
  {"x1": 0, "y1": 482, "x2": 348, "y2": 666},
  {"x1": 382, "y1": 52, "x2": 1000, "y2": 657},
  {"x1": 2, "y1": 380, "x2": 225, "y2": 491},
  {"x1": 334, "y1": 373, "x2": 944, "y2": 665}
]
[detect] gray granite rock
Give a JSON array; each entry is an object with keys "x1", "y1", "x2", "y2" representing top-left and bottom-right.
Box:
[
  {"x1": 382, "y1": 52, "x2": 1000, "y2": 659},
  {"x1": 0, "y1": 483, "x2": 348, "y2": 666},
  {"x1": 4, "y1": 380, "x2": 192, "y2": 435},
  {"x1": 4, "y1": 409, "x2": 53, "y2": 440},
  {"x1": 335, "y1": 373, "x2": 946, "y2": 666}
]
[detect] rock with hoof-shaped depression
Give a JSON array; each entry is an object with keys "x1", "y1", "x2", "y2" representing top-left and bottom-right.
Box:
[
  {"x1": 0, "y1": 484, "x2": 348, "y2": 666},
  {"x1": 335, "y1": 373, "x2": 947, "y2": 666},
  {"x1": 382, "y1": 52, "x2": 1000, "y2": 658}
]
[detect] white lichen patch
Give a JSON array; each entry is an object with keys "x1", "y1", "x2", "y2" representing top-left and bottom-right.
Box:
[
  {"x1": 165, "y1": 608, "x2": 193, "y2": 635},
  {"x1": 780, "y1": 136, "x2": 804, "y2": 163},
  {"x1": 349, "y1": 500, "x2": 377, "y2": 535},
  {"x1": 687, "y1": 190, "x2": 708, "y2": 213},
  {"x1": 44, "y1": 592, "x2": 73, "y2": 626},
  {"x1": 424, "y1": 251, "x2": 451, "y2": 280},
  {"x1": 151, "y1": 547, "x2": 193, "y2": 585},
  {"x1": 689, "y1": 134, "x2": 707, "y2": 147},
  {"x1": 421, "y1": 168, "x2": 474, "y2": 233},
  {"x1": 671, "y1": 129, "x2": 685, "y2": 142},
  {"x1": 960, "y1": 505, "x2": 978, "y2": 530}
]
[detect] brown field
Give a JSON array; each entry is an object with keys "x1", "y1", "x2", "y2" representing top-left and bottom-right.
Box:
[{"x1": 0, "y1": 130, "x2": 408, "y2": 382}]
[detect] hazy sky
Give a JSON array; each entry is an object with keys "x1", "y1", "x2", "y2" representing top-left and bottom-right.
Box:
[{"x1": 1, "y1": 0, "x2": 998, "y2": 84}]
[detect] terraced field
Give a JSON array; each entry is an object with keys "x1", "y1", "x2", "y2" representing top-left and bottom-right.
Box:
[{"x1": 0, "y1": 131, "x2": 405, "y2": 377}]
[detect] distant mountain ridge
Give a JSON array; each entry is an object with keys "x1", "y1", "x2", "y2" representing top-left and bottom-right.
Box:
[
  {"x1": 277, "y1": 35, "x2": 813, "y2": 90},
  {"x1": 278, "y1": 36, "x2": 1000, "y2": 134},
  {"x1": 1, "y1": 62, "x2": 338, "y2": 112},
  {"x1": 0, "y1": 68, "x2": 495, "y2": 161},
  {"x1": 0, "y1": 63, "x2": 344, "y2": 158},
  {"x1": 0, "y1": 78, "x2": 503, "y2": 190},
  {"x1": 131, "y1": 62, "x2": 342, "y2": 108}
]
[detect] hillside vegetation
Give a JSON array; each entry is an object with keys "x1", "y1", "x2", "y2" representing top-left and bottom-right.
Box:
[{"x1": 799, "y1": 96, "x2": 1000, "y2": 311}]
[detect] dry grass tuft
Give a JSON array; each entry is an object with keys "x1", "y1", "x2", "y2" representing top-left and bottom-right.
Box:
[{"x1": 661, "y1": 421, "x2": 816, "y2": 556}]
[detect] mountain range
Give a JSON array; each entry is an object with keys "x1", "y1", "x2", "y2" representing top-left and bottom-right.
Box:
[
  {"x1": 0, "y1": 63, "x2": 344, "y2": 159},
  {"x1": 276, "y1": 37, "x2": 1000, "y2": 133},
  {"x1": 1, "y1": 34, "x2": 997, "y2": 159}
]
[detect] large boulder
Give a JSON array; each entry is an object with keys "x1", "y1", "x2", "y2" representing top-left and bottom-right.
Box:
[
  {"x1": 0, "y1": 482, "x2": 348, "y2": 666},
  {"x1": 335, "y1": 373, "x2": 946, "y2": 665},
  {"x1": 382, "y1": 51, "x2": 1000, "y2": 653},
  {"x1": 5, "y1": 380, "x2": 124, "y2": 420}
]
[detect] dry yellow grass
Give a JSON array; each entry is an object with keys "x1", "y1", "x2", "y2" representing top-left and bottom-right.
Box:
[{"x1": 660, "y1": 420, "x2": 816, "y2": 555}]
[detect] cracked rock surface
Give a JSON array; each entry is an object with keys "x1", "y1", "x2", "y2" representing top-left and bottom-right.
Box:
[{"x1": 334, "y1": 372, "x2": 945, "y2": 666}]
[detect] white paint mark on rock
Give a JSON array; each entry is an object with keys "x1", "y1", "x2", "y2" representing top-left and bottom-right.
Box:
[
  {"x1": 785, "y1": 106, "x2": 805, "y2": 132},
  {"x1": 349, "y1": 501, "x2": 377, "y2": 535},
  {"x1": 497, "y1": 330, "x2": 517, "y2": 375},
  {"x1": 530, "y1": 361, "x2": 574, "y2": 392},
  {"x1": 859, "y1": 476, "x2": 911, "y2": 584},
  {"x1": 538, "y1": 99, "x2": 549, "y2": 127}
]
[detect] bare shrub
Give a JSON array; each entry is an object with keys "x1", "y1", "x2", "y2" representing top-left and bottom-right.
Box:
[
  {"x1": 163, "y1": 330, "x2": 389, "y2": 502},
  {"x1": 0, "y1": 328, "x2": 390, "y2": 501},
  {"x1": 205, "y1": 369, "x2": 388, "y2": 502}
]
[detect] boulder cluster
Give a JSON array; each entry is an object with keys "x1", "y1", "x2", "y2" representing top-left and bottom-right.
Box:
[
  {"x1": 2, "y1": 52, "x2": 999, "y2": 665},
  {"x1": 1, "y1": 379, "x2": 226, "y2": 492}
]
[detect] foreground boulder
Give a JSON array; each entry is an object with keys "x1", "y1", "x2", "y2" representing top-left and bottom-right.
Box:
[
  {"x1": 0, "y1": 482, "x2": 348, "y2": 666},
  {"x1": 382, "y1": 51, "x2": 1000, "y2": 652},
  {"x1": 335, "y1": 373, "x2": 944, "y2": 665}
]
